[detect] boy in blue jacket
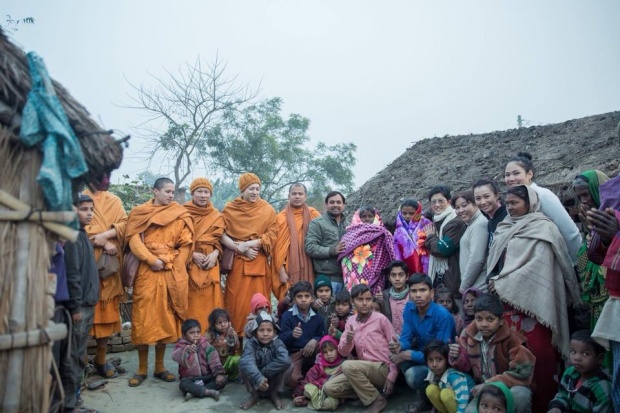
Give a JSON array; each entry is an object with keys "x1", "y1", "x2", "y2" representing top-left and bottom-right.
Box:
[{"x1": 279, "y1": 280, "x2": 326, "y2": 388}]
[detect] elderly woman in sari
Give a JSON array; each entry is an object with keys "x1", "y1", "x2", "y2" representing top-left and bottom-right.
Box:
[
  {"x1": 573, "y1": 170, "x2": 610, "y2": 331},
  {"x1": 487, "y1": 185, "x2": 581, "y2": 411}
]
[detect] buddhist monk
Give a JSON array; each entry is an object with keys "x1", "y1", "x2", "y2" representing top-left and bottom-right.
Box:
[
  {"x1": 83, "y1": 173, "x2": 127, "y2": 378},
  {"x1": 183, "y1": 177, "x2": 225, "y2": 334},
  {"x1": 271, "y1": 183, "x2": 321, "y2": 300},
  {"x1": 125, "y1": 177, "x2": 194, "y2": 387},
  {"x1": 221, "y1": 173, "x2": 277, "y2": 335}
]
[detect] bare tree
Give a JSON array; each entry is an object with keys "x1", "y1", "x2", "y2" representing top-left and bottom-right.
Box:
[{"x1": 126, "y1": 55, "x2": 258, "y2": 197}]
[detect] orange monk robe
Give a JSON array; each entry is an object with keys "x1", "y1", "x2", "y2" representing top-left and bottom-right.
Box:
[
  {"x1": 125, "y1": 200, "x2": 194, "y2": 345},
  {"x1": 222, "y1": 197, "x2": 277, "y2": 334},
  {"x1": 83, "y1": 189, "x2": 127, "y2": 338},
  {"x1": 271, "y1": 204, "x2": 321, "y2": 300},
  {"x1": 183, "y1": 200, "x2": 225, "y2": 334}
]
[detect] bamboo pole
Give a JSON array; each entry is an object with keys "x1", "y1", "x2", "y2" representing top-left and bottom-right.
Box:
[
  {"x1": 0, "y1": 210, "x2": 75, "y2": 223},
  {"x1": 0, "y1": 189, "x2": 78, "y2": 242},
  {"x1": 0, "y1": 322, "x2": 67, "y2": 351}
]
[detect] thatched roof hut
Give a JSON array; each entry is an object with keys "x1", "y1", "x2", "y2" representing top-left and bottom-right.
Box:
[
  {"x1": 347, "y1": 111, "x2": 620, "y2": 228},
  {"x1": 0, "y1": 29, "x2": 124, "y2": 412}
]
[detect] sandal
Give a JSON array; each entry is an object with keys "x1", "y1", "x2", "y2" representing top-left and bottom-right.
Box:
[
  {"x1": 128, "y1": 374, "x2": 147, "y2": 387},
  {"x1": 93, "y1": 361, "x2": 118, "y2": 378},
  {"x1": 86, "y1": 379, "x2": 108, "y2": 391},
  {"x1": 153, "y1": 370, "x2": 176, "y2": 382}
]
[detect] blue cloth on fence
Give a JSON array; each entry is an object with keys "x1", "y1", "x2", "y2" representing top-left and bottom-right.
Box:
[{"x1": 19, "y1": 52, "x2": 88, "y2": 217}]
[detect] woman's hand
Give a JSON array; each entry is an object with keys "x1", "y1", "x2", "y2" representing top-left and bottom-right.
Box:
[{"x1": 423, "y1": 224, "x2": 436, "y2": 236}]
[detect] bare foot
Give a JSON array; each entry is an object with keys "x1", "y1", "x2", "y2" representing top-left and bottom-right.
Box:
[
  {"x1": 270, "y1": 391, "x2": 285, "y2": 410},
  {"x1": 204, "y1": 389, "x2": 220, "y2": 401},
  {"x1": 240, "y1": 391, "x2": 259, "y2": 410},
  {"x1": 293, "y1": 396, "x2": 309, "y2": 407},
  {"x1": 363, "y1": 394, "x2": 387, "y2": 413}
]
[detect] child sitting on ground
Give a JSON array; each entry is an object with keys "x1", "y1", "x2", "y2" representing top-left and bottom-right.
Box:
[
  {"x1": 424, "y1": 339, "x2": 475, "y2": 413},
  {"x1": 449, "y1": 294, "x2": 534, "y2": 413},
  {"x1": 475, "y1": 382, "x2": 515, "y2": 413},
  {"x1": 171, "y1": 319, "x2": 227, "y2": 401},
  {"x1": 377, "y1": 260, "x2": 411, "y2": 335},
  {"x1": 311, "y1": 275, "x2": 335, "y2": 330},
  {"x1": 239, "y1": 312, "x2": 291, "y2": 410},
  {"x1": 293, "y1": 335, "x2": 344, "y2": 410},
  {"x1": 547, "y1": 329, "x2": 612, "y2": 413},
  {"x1": 206, "y1": 308, "x2": 241, "y2": 381},
  {"x1": 243, "y1": 292, "x2": 272, "y2": 339},
  {"x1": 280, "y1": 280, "x2": 326, "y2": 388},
  {"x1": 328, "y1": 290, "x2": 352, "y2": 340},
  {"x1": 435, "y1": 286, "x2": 464, "y2": 335}
]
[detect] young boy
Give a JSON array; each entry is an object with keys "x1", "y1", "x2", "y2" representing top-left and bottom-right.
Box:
[
  {"x1": 63, "y1": 195, "x2": 100, "y2": 410},
  {"x1": 547, "y1": 330, "x2": 612, "y2": 413},
  {"x1": 389, "y1": 273, "x2": 456, "y2": 411},
  {"x1": 449, "y1": 294, "x2": 535, "y2": 413},
  {"x1": 172, "y1": 319, "x2": 227, "y2": 400},
  {"x1": 377, "y1": 260, "x2": 410, "y2": 335},
  {"x1": 239, "y1": 312, "x2": 291, "y2": 410},
  {"x1": 280, "y1": 280, "x2": 326, "y2": 388},
  {"x1": 322, "y1": 284, "x2": 398, "y2": 412},
  {"x1": 476, "y1": 383, "x2": 515, "y2": 413},
  {"x1": 424, "y1": 339, "x2": 475, "y2": 413},
  {"x1": 328, "y1": 290, "x2": 352, "y2": 340},
  {"x1": 312, "y1": 275, "x2": 335, "y2": 330}
]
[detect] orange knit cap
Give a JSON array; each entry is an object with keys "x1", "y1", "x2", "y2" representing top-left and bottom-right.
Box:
[
  {"x1": 238, "y1": 173, "x2": 261, "y2": 192},
  {"x1": 189, "y1": 177, "x2": 213, "y2": 194}
]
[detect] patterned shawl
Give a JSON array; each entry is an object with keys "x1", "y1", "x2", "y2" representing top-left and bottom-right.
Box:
[
  {"x1": 339, "y1": 210, "x2": 395, "y2": 294},
  {"x1": 393, "y1": 203, "x2": 431, "y2": 274}
]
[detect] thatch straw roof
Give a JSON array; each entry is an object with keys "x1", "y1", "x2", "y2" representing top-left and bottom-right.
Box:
[
  {"x1": 347, "y1": 111, "x2": 620, "y2": 227},
  {"x1": 0, "y1": 29, "x2": 124, "y2": 189}
]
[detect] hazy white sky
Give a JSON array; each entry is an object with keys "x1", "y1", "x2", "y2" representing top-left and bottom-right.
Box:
[{"x1": 5, "y1": 1, "x2": 620, "y2": 189}]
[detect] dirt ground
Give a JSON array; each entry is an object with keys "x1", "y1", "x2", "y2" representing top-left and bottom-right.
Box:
[{"x1": 81, "y1": 346, "x2": 423, "y2": 413}]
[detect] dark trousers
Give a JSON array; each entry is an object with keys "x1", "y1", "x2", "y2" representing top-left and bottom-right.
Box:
[
  {"x1": 179, "y1": 375, "x2": 225, "y2": 397},
  {"x1": 51, "y1": 307, "x2": 76, "y2": 411}
]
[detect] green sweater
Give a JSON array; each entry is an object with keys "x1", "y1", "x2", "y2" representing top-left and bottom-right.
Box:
[{"x1": 548, "y1": 366, "x2": 612, "y2": 413}]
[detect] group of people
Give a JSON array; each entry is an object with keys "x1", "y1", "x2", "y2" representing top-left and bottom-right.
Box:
[{"x1": 49, "y1": 151, "x2": 620, "y2": 413}]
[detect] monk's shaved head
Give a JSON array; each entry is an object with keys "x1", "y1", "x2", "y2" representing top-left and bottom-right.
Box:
[
  {"x1": 289, "y1": 182, "x2": 307, "y2": 194},
  {"x1": 153, "y1": 177, "x2": 174, "y2": 190}
]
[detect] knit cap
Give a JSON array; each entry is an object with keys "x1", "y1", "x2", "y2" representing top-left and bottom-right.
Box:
[
  {"x1": 189, "y1": 177, "x2": 213, "y2": 194},
  {"x1": 314, "y1": 275, "x2": 332, "y2": 294},
  {"x1": 252, "y1": 311, "x2": 280, "y2": 333},
  {"x1": 250, "y1": 293, "x2": 271, "y2": 314},
  {"x1": 238, "y1": 173, "x2": 261, "y2": 192}
]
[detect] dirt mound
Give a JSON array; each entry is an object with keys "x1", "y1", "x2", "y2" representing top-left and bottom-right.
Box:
[{"x1": 347, "y1": 111, "x2": 620, "y2": 227}]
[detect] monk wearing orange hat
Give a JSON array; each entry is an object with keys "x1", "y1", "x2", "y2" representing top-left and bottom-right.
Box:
[
  {"x1": 221, "y1": 173, "x2": 277, "y2": 334},
  {"x1": 83, "y1": 173, "x2": 127, "y2": 378},
  {"x1": 183, "y1": 177, "x2": 225, "y2": 334},
  {"x1": 271, "y1": 182, "x2": 321, "y2": 300},
  {"x1": 125, "y1": 178, "x2": 194, "y2": 387}
]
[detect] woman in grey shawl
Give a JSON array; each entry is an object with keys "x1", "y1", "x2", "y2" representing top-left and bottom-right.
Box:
[{"x1": 487, "y1": 184, "x2": 581, "y2": 412}]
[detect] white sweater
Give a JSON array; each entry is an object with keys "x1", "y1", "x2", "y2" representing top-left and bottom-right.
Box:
[
  {"x1": 531, "y1": 182, "x2": 581, "y2": 264},
  {"x1": 459, "y1": 210, "x2": 489, "y2": 293}
]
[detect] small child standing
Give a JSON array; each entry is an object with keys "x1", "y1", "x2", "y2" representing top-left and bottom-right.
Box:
[
  {"x1": 206, "y1": 308, "x2": 241, "y2": 381},
  {"x1": 239, "y1": 312, "x2": 291, "y2": 410},
  {"x1": 449, "y1": 294, "x2": 534, "y2": 413},
  {"x1": 312, "y1": 275, "x2": 335, "y2": 330},
  {"x1": 328, "y1": 290, "x2": 352, "y2": 340},
  {"x1": 171, "y1": 319, "x2": 227, "y2": 400},
  {"x1": 280, "y1": 281, "x2": 326, "y2": 388},
  {"x1": 435, "y1": 286, "x2": 464, "y2": 335},
  {"x1": 293, "y1": 336, "x2": 344, "y2": 410},
  {"x1": 424, "y1": 339, "x2": 475, "y2": 413},
  {"x1": 547, "y1": 329, "x2": 612, "y2": 413},
  {"x1": 243, "y1": 292, "x2": 272, "y2": 339},
  {"x1": 377, "y1": 260, "x2": 411, "y2": 335},
  {"x1": 476, "y1": 383, "x2": 515, "y2": 413}
]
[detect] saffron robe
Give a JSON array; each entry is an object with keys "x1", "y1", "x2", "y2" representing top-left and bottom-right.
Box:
[
  {"x1": 271, "y1": 203, "x2": 321, "y2": 300},
  {"x1": 126, "y1": 200, "x2": 193, "y2": 344},
  {"x1": 222, "y1": 197, "x2": 277, "y2": 334},
  {"x1": 183, "y1": 200, "x2": 225, "y2": 334},
  {"x1": 83, "y1": 189, "x2": 127, "y2": 338}
]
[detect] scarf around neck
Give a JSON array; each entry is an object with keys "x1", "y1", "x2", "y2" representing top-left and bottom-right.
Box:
[
  {"x1": 428, "y1": 206, "x2": 457, "y2": 280},
  {"x1": 285, "y1": 203, "x2": 315, "y2": 283},
  {"x1": 389, "y1": 287, "x2": 409, "y2": 300}
]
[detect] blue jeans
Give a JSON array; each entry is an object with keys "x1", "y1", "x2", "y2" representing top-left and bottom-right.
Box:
[{"x1": 399, "y1": 361, "x2": 428, "y2": 390}]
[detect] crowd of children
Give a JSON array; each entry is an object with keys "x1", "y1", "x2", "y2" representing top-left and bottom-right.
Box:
[{"x1": 50, "y1": 158, "x2": 620, "y2": 413}]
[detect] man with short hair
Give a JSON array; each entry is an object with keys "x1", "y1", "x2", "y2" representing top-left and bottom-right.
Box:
[
  {"x1": 271, "y1": 183, "x2": 321, "y2": 300},
  {"x1": 389, "y1": 273, "x2": 456, "y2": 412},
  {"x1": 305, "y1": 191, "x2": 347, "y2": 293}
]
